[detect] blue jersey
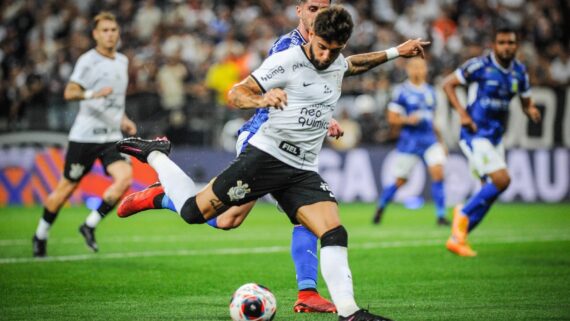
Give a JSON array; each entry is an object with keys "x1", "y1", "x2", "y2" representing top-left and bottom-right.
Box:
[
  {"x1": 238, "y1": 29, "x2": 307, "y2": 138},
  {"x1": 455, "y1": 53, "x2": 531, "y2": 145},
  {"x1": 389, "y1": 81, "x2": 439, "y2": 156}
]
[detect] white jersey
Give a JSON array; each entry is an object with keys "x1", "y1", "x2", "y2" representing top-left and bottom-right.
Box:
[
  {"x1": 68, "y1": 49, "x2": 129, "y2": 143},
  {"x1": 249, "y1": 46, "x2": 348, "y2": 171}
]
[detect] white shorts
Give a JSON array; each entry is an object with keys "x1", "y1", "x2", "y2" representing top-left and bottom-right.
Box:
[
  {"x1": 393, "y1": 143, "x2": 447, "y2": 179},
  {"x1": 459, "y1": 138, "x2": 507, "y2": 177}
]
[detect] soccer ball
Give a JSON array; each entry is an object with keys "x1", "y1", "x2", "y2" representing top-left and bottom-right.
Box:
[{"x1": 229, "y1": 283, "x2": 277, "y2": 321}]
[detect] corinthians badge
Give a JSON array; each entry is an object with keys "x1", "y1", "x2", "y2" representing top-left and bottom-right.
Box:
[{"x1": 227, "y1": 180, "x2": 251, "y2": 201}]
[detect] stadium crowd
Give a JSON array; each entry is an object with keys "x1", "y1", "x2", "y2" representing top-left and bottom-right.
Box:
[{"x1": 1, "y1": 0, "x2": 568, "y2": 147}]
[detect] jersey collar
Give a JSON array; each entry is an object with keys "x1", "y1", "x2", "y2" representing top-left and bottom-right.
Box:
[
  {"x1": 490, "y1": 52, "x2": 514, "y2": 74},
  {"x1": 293, "y1": 28, "x2": 308, "y2": 45}
]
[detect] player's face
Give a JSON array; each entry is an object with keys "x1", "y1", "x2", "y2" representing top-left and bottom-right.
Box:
[
  {"x1": 493, "y1": 32, "x2": 518, "y2": 63},
  {"x1": 297, "y1": 0, "x2": 330, "y2": 34},
  {"x1": 406, "y1": 58, "x2": 427, "y2": 83},
  {"x1": 308, "y1": 34, "x2": 345, "y2": 70},
  {"x1": 93, "y1": 20, "x2": 120, "y2": 51}
]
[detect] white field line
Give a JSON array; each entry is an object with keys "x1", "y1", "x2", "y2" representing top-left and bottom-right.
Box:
[
  {"x1": 0, "y1": 234, "x2": 569, "y2": 265},
  {"x1": 1, "y1": 228, "x2": 568, "y2": 247}
]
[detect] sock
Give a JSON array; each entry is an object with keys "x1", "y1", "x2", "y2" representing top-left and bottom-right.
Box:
[
  {"x1": 85, "y1": 201, "x2": 115, "y2": 228},
  {"x1": 206, "y1": 217, "x2": 218, "y2": 228},
  {"x1": 378, "y1": 184, "x2": 398, "y2": 209},
  {"x1": 160, "y1": 194, "x2": 177, "y2": 212},
  {"x1": 320, "y1": 246, "x2": 359, "y2": 317},
  {"x1": 147, "y1": 151, "x2": 198, "y2": 213},
  {"x1": 35, "y1": 208, "x2": 58, "y2": 240},
  {"x1": 431, "y1": 181, "x2": 445, "y2": 218},
  {"x1": 291, "y1": 225, "x2": 318, "y2": 291},
  {"x1": 462, "y1": 183, "x2": 501, "y2": 232}
]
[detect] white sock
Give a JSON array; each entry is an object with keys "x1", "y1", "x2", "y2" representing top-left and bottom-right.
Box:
[
  {"x1": 35, "y1": 218, "x2": 51, "y2": 240},
  {"x1": 147, "y1": 151, "x2": 197, "y2": 213},
  {"x1": 320, "y1": 246, "x2": 360, "y2": 317},
  {"x1": 85, "y1": 210, "x2": 102, "y2": 228}
]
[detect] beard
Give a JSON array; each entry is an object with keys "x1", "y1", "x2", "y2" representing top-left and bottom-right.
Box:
[{"x1": 309, "y1": 45, "x2": 332, "y2": 70}]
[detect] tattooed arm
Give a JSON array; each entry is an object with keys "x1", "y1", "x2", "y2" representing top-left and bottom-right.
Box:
[
  {"x1": 345, "y1": 38, "x2": 430, "y2": 77},
  {"x1": 228, "y1": 76, "x2": 288, "y2": 110}
]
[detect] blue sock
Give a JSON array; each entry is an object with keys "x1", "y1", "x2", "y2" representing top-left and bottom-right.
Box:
[
  {"x1": 206, "y1": 217, "x2": 218, "y2": 228},
  {"x1": 291, "y1": 225, "x2": 318, "y2": 291},
  {"x1": 462, "y1": 183, "x2": 501, "y2": 232},
  {"x1": 161, "y1": 194, "x2": 221, "y2": 228},
  {"x1": 161, "y1": 194, "x2": 176, "y2": 212},
  {"x1": 431, "y1": 181, "x2": 445, "y2": 218},
  {"x1": 378, "y1": 184, "x2": 398, "y2": 209}
]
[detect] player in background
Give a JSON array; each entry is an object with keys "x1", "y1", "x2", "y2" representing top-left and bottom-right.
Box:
[
  {"x1": 119, "y1": 0, "x2": 340, "y2": 313},
  {"x1": 116, "y1": 6, "x2": 429, "y2": 320},
  {"x1": 442, "y1": 27, "x2": 541, "y2": 257},
  {"x1": 32, "y1": 12, "x2": 136, "y2": 257},
  {"x1": 372, "y1": 58, "x2": 450, "y2": 226}
]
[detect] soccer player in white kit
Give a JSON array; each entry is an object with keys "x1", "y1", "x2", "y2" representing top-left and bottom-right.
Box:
[
  {"x1": 117, "y1": 6, "x2": 428, "y2": 321},
  {"x1": 32, "y1": 12, "x2": 137, "y2": 257}
]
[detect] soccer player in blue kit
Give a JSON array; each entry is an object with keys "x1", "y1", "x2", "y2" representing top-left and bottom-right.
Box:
[
  {"x1": 373, "y1": 58, "x2": 450, "y2": 226},
  {"x1": 442, "y1": 27, "x2": 541, "y2": 256},
  {"x1": 120, "y1": 0, "x2": 341, "y2": 313}
]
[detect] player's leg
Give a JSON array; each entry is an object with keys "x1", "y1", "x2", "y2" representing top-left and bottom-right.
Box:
[
  {"x1": 373, "y1": 152, "x2": 417, "y2": 224},
  {"x1": 33, "y1": 142, "x2": 96, "y2": 257},
  {"x1": 296, "y1": 202, "x2": 392, "y2": 320},
  {"x1": 33, "y1": 177, "x2": 79, "y2": 257},
  {"x1": 424, "y1": 143, "x2": 449, "y2": 226},
  {"x1": 464, "y1": 168, "x2": 510, "y2": 232},
  {"x1": 80, "y1": 156, "x2": 132, "y2": 252},
  {"x1": 207, "y1": 201, "x2": 256, "y2": 230},
  {"x1": 448, "y1": 139, "x2": 508, "y2": 256},
  {"x1": 291, "y1": 223, "x2": 331, "y2": 313}
]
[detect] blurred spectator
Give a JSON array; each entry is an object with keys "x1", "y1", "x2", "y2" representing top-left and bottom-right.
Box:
[
  {"x1": 158, "y1": 54, "x2": 188, "y2": 112},
  {"x1": 205, "y1": 39, "x2": 242, "y2": 106},
  {"x1": 0, "y1": 0, "x2": 566, "y2": 147}
]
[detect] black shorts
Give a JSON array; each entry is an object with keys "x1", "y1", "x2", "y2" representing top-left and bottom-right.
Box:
[
  {"x1": 212, "y1": 145, "x2": 337, "y2": 224},
  {"x1": 63, "y1": 141, "x2": 130, "y2": 182}
]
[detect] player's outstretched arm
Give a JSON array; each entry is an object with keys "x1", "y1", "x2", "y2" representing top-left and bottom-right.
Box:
[
  {"x1": 228, "y1": 76, "x2": 287, "y2": 110},
  {"x1": 520, "y1": 97, "x2": 541, "y2": 123},
  {"x1": 345, "y1": 38, "x2": 430, "y2": 77},
  {"x1": 442, "y1": 73, "x2": 477, "y2": 132},
  {"x1": 63, "y1": 82, "x2": 113, "y2": 101}
]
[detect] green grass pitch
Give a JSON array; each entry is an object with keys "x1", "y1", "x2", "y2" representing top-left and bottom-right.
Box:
[{"x1": 1, "y1": 203, "x2": 569, "y2": 321}]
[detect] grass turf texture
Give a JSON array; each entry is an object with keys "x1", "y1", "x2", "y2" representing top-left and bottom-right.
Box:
[{"x1": 1, "y1": 203, "x2": 569, "y2": 321}]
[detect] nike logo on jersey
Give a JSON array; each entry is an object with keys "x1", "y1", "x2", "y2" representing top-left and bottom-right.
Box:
[{"x1": 303, "y1": 82, "x2": 314, "y2": 87}]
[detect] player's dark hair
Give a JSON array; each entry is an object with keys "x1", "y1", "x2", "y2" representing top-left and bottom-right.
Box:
[
  {"x1": 313, "y1": 5, "x2": 353, "y2": 44},
  {"x1": 493, "y1": 26, "x2": 518, "y2": 41}
]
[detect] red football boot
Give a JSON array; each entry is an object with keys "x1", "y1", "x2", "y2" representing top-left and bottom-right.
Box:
[
  {"x1": 118, "y1": 182, "x2": 165, "y2": 218},
  {"x1": 293, "y1": 290, "x2": 337, "y2": 313}
]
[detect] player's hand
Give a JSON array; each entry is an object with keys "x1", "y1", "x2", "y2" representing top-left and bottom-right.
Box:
[
  {"x1": 262, "y1": 88, "x2": 287, "y2": 110},
  {"x1": 121, "y1": 118, "x2": 137, "y2": 136},
  {"x1": 405, "y1": 114, "x2": 421, "y2": 126},
  {"x1": 397, "y1": 38, "x2": 431, "y2": 59},
  {"x1": 526, "y1": 105, "x2": 541, "y2": 123},
  {"x1": 327, "y1": 118, "x2": 344, "y2": 139},
  {"x1": 95, "y1": 87, "x2": 113, "y2": 98},
  {"x1": 460, "y1": 114, "x2": 477, "y2": 132}
]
